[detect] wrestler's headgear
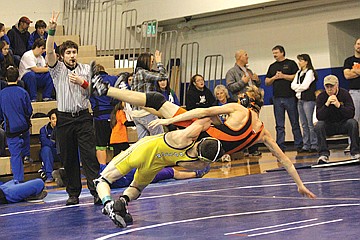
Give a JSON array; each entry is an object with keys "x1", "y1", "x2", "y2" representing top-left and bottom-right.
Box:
[
  {"x1": 197, "y1": 137, "x2": 225, "y2": 162},
  {"x1": 239, "y1": 92, "x2": 264, "y2": 114}
]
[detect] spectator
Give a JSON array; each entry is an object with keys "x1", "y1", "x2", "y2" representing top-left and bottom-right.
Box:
[
  {"x1": 343, "y1": 37, "x2": 360, "y2": 153},
  {"x1": 0, "y1": 41, "x2": 14, "y2": 83},
  {"x1": 46, "y1": 12, "x2": 100, "y2": 206},
  {"x1": 226, "y1": 49, "x2": 261, "y2": 101},
  {"x1": 0, "y1": 66, "x2": 32, "y2": 182},
  {"x1": 0, "y1": 178, "x2": 47, "y2": 204},
  {"x1": 89, "y1": 64, "x2": 118, "y2": 169},
  {"x1": 291, "y1": 54, "x2": 318, "y2": 153},
  {"x1": 28, "y1": 20, "x2": 56, "y2": 58},
  {"x1": 110, "y1": 101, "x2": 130, "y2": 156},
  {"x1": 0, "y1": 23, "x2": 10, "y2": 45},
  {"x1": 185, "y1": 74, "x2": 215, "y2": 110},
  {"x1": 265, "y1": 45, "x2": 303, "y2": 152},
  {"x1": 131, "y1": 51, "x2": 167, "y2": 139},
  {"x1": 226, "y1": 50, "x2": 263, "y2": 156},
  {"x1": 7, "y1": 16, "x2": 32, "y2": 66},
  {"x1": 19, "y1": 38, "x2": 54, "y2": 102},
  {"x1": 315, "y1": 75, "x2": 359, "y2": 164},
  {"x1": 39, "y1": 108, "x2": 60, "y2": 183},
  {"x1": 115, "y1": 72, "x2": 134, "y2": 124},
  {"x1": 213, "y1": 84, "x2": 236, "y2": 123},
  {"x1": 156, "y1": 78, "x2": 180, "y2": 105}
]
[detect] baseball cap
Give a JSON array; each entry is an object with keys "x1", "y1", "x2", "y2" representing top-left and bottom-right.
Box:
[
  {"x1": 323, "y1": 75, "x2": 338, "y2": 86},
  {"x1": 19, "y1": 16, "x2": 32, "y2": 25}
]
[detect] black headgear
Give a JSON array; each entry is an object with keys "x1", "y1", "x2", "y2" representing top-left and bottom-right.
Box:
[
  {"x1": 239, "y1": 94, "x2": 263, "y2": 113},
  {"x1": 197, "y1": 137, "x2": 224, "y2": 162}
]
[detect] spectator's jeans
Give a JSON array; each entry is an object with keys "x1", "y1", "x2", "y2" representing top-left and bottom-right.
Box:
[
  {"x1": 314, "y1": 119, "x2": 360, "y2": 156},
  {"x1": 133, "y1": 114, "x2": 164, "y2": 140},
  {"x1": 273, "y1": 97, "x2": 303, "y2": 151},
  {"x1": 22, "y1": 72, "x2": 54, "y2": 101},
  {"x1": 297, "y1": 100, "x2": 317, "y2": 150}
]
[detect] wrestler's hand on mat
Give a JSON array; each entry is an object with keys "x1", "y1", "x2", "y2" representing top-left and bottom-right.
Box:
[
  {"x1": 148, "y1": 118, "x2": 171, "y2": 128},
  {"x1": 298, "y1": 186, "x2": 316, "y2": 199}
]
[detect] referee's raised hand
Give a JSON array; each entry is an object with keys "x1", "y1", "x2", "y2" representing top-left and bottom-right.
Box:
[{"x1": 49, "y1": 10, "x2": 60, "y2": 30}]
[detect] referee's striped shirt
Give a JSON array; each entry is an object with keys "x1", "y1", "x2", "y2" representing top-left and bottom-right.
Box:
[{"x1": 49, "y1": 61, "x2": 90, "y2": 113}]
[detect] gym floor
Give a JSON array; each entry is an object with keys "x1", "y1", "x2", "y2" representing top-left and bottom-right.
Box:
[{"x1": 1, "y1": 144, "x2": 359, "y2": 240}]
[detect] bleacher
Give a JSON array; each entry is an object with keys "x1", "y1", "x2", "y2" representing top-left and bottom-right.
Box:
[{"x1": 0, "y1": 26, "x2": 136, "y2": 180}]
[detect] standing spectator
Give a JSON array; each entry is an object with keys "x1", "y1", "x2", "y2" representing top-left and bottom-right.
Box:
[
  {"x1": 226, "y1": 49, "x2": 261, "y2": 101},
  {"x1": 0, "y1": 23, "x2": 10, "y2": 45},
  {"x1": 110, "y1": 102, "x2": 130, "y2": 156},
  {"x1": 315, "y1": 75, "x2": 359, "y2": 163},
  {"x1": 213, "y1": 84, "x2": 236, "y2": 123},
  {"x1": 19, "y1": 38, "x2": 54, "y2": 102},
  {"x1": 39, "y1": 108, "x2": 60, "y2": 183},
  {"x1": 291, "y1": 54, "x2": 318, "y2": 153},
  {"x1": 185, "y1": 74, "x2": 216, "y2": 110},
  {"x1": 343, "y1": 37, "x2": 360, "y2": 153},
  {"x1": 46, "y1": 11, "x2": 100, "y2": 205},
  {"x1": 0, "y1": 66, "x2": 32, "y2": 182},
  {"x1": 265, "y1": 45, "x2": 303, "y2": 152},
  {"x1": 89, "y1": 64, "x2": 117, "y2": 169},
  {"x1": 131, "y1": 51, "x2": 167, "y2": 139},
  {"x1": 7, "y1": 16, "x2": 32, "y2": 66},
  {"x1": 28, "y1": 20, "x2": 56, "y2": 58},
  {"x1": 156, "y1": 78, "x2": 180, "y2": 105},
  {"x1": 226, "y1": 49, "x2": 262, "y2": 156}
]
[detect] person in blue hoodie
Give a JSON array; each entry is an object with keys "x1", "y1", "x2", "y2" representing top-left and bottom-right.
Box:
[
  {"x1": 39, "y1": 108, "x2": 60, "y2": 182},
  {"x1": 28, "y1": 20, "x2": 56, "y2": 57},
  {"x1": 89, "y1": 64, "x2": 118, "y2": 170},
  {"x1": 0, "y1": 66, "x2": 32, "y2": 182}
]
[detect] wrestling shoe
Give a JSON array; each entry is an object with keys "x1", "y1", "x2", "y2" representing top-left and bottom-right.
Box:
[
  {"x1": 350, "y1": 154, "x2": 360, "y2": 160},
  {"x1": 25, "y1": 190, "x2": 48, "y2": 202},
  {"x1": 195, "y1": 164, "x2": 211, "y2": 178},
  {"x1": 317, "y1": 155, "x2": 329, "y2": 164},
  {"x1": 89, "y1": 61, "x2": 109, "y2": 96},
  {"x1": 114, "y1": 197, "x2": 133, "y2": 224},
  {"x1": 102, "y1": 200, "x2": 127, "y2": 228}
]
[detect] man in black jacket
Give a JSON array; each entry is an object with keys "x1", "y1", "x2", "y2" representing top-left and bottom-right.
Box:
[{"x1": 315, "y1": 75, "x2": 359, "y2": 163}]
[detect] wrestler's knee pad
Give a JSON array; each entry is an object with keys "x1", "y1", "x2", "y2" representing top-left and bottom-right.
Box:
[
  {"x1": 94, "y1": 176, "x2": 112, "y2": 187},
  {"x1": 145, "y1": 92, "x2": 166, "y2": 110}
]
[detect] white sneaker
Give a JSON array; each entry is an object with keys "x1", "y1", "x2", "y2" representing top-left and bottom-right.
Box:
[
  {"x1": 350, "y1": 154, "x2": 360, "y2": 160},
  {"x1": 317, "y1": 155, "x2": 329, "y2": 164},
  {"x1": 344, "y1": 145, "x2": 350, "y2": 154}
]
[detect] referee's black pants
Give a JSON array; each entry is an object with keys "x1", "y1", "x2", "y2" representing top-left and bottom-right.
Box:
[{"x1": 57, "y1": 110, "x2": 99, "y2": 198}]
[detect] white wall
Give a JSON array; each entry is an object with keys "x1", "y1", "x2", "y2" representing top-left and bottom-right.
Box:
[{"x1": 1, "y1": 0, "x2": 63, "y2": 28}]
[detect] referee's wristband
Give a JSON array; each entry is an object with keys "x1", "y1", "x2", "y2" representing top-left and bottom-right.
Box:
[
  {"x1": 48, "y1": 29, "x2": 56, "y2": 36},
  {"x1": 81, "y1": 80, "x2": 89, "y2": 89}
]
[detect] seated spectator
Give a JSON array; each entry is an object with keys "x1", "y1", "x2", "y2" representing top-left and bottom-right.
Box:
[
  {"x1": 89, "y1": 64, "x2": 118, "y2": 169},
  {"x1": 156, "y1": 78, "x2": 180, "y2": 105},
  {"x1": 39, "y1": 108, "x2": 60, "y2": 183},
  {"x1": 19, "y1": 38, "x2": 54, "y2": 102},
  {"x1": 315, "y1": 75, "x2": 360, "y2": 163},
  {"x1": 0, "y1": 23, "x2": 10, "y2": 45},
  {"x1": 0, "y1": 66, "x2": 32, "y2": 182},
  {"x1": 213, "y1": 84, "x2": 236, "y2": 123},
  {"x1": 7, "y1": 16, "x2": 32, "y2": 66},
  {"x1": 28, "y1": 20, "x2": 56, "y2": 57},
  {"x1": 0, "y1": 178, "x2": 47, "y2": 204},
  {"x1": 0, "y1": 41, "x2": 14, "y2": 84},
  {"x1": 185, "y1": 74, "x2": 215, "y2": 110}
]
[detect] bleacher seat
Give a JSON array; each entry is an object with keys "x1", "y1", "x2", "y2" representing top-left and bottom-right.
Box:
[
  {"x1": 106, "y1": 67, "x2": 133, "y2": 76},
  {"x1": 30, "y1": 117, "x2": 49, "y2": 135},
  {"x1": 0, "y1": 157, "x2": 11, "y2": 175},
  {"x1": 78, "y1": 56, "x2": 115, "y2": 68},
  {"x1": 78, "y1": 45, "x2": 97, "y2": 58},
  {"x1": 32, "y1": 101, "x2": 57, "y2": 115}
]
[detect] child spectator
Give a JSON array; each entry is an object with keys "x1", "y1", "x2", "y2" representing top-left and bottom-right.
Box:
[
  {"x1": 110, "y1": 101, "x2": 130, "y2": 156},
  {"x1": 39, "y1": 108, "x2": 60, "y2": 183},
  {"x1": 0, "y1": 66, "x2": 32, "y2": 182}
]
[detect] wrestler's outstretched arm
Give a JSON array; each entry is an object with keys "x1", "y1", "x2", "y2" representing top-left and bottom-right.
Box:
[{"x1": 261, "y1": 128, "x2": 316, "y2": 199}]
